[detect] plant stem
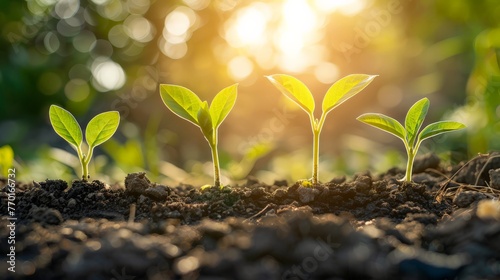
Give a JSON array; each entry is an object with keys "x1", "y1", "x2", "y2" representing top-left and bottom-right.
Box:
[
  {"x1": 210, "y1": 135, "x2": 221, "y2": 187},
  {"x1": 404, "y1": 149, "x2": 415, "y2": 182},
  {"x1": 81, "y1": 146, "x2": 93, "y2": 182},
  {"x1": 311, "y1": 114, "x2": 326, "y2": 186},
  {"x1": 76, "y1": 145, "x2": 87, "y2": 181},
  {"x1": 312, "y1": 129, "x2": 320, "y2": 185}
]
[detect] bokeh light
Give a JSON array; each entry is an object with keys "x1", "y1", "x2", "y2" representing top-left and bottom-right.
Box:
[
  {"x1": 124, "y1": 15, "x2": 154, "y2": 43},
  {"x1": 225, "y1": 3, "x2": 270, "y2": 47},
  {"x1": 91, "y1": 58, "x2": 126, "y2": 91},
  {"x1": 65, "y1": 79, "x2": 90, "y2": 102},
  {"x1": 160, "y1": 6, "x2": 197, "y2": 59},
  {"x1": 314, "y1": 62, "x2": 340, "y2": 84},
  {"x1": 43, "y1": 32, "x2": 60, "y2": 53},
  {"x1": 228, "y1": 56, "x2": 254, "y2": 81},
  {"x1": 73, "y1": 30, "x2": 96, "y2": 52},
  {"x1": 54, "y1": 0, "x2": 80, "y2": 19}
]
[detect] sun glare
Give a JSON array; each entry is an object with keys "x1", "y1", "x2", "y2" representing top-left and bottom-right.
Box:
[
  {"x1": 219, "y1": 0, "x2": 365, "y2": 79},
  {"x1": 282, "y1": 0, "x2": 317, "y2": 33},
  {"x1": 235, "y1": 6, "x2": 268, "y2": 45}
]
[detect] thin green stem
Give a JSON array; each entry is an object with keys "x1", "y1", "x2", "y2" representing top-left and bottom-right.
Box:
[
  {"x1": 210, "y1": 133, "x2": 221, "y2": 188},
  {"x1": 76, "y1": 145, "x2": 87, "y2": 181},
  {"x1": 312, "y1": 129, "x2": 320, "y2": 185},
  {"x1": 311, "y1": 114, "x2": 327, "y2": 186},
  {"x1": 404, "y1": 148, "x2": 415, "y2": 182},
  {"x1": 402, "y1": 138, "x2": 425, "y2": 182},
  {"x1": 82, "y1": 146, "x2": 93, "y2": 181}
]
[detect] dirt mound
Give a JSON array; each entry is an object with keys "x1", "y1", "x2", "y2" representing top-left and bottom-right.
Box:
[{"x1": 1, "y1": 153, "x2": 500, "y2": 279}]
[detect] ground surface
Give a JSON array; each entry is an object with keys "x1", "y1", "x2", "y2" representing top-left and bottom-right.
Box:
[{"x1": 1, "y1": 153, "x2": 500, "y2": 279}]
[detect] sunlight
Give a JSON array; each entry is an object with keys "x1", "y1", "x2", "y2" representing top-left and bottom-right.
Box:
[
  {"x1": 276, "y1": 0, "x2": 317, "y2": 55},
  {"x1": 225, "y1": 3, "x2": 269, "y2": 47},
  {"x1": 314, "y1": 0, "x2": 366, "y2": 15},
  {"x1": 282, "y1": 0, "x2": 317, "y2": 33},
  {"x1": 219, "y1": 0, "x2": 366, "y2": 78}
]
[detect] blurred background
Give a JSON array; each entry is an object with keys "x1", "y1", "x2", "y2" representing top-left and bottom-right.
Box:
[{"x1": 0, "y1": 0, "x2": 499, "y2": 185}]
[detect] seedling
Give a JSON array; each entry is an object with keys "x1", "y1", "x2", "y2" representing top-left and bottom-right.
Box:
[
  {"x1": 49, "y1": 105, "x2": 120, "y2": 181},
  {"x1": 266, "y1": 74, "x2": 377, "y2": 185},
  {"x1": 159, "y1": 84, "x2": 238, "y2": 188},
  {"x1": 357, "y1": 97, "x2": 466, "y2": 182},
  {"x1": 0, "y1": 145, "x2": 14, "y2": 177}
]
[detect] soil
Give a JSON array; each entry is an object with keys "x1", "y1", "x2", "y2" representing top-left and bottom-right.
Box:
[{"x1": 1, "y1": 152, "x2": 500, "y2": 280}]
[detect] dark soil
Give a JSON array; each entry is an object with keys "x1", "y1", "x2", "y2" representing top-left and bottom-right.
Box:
[{"x1": 1, "y1": 153, "x2": 500, "y2": 279}]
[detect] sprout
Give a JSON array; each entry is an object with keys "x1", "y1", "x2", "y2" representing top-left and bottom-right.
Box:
[
  {"x1": 49, "y1": 105, "x2": 120, "y2": 181},
  {"x1": 357, "y1": 98, "x2": 466, "y2": 182},
  {"x1": 267, "y1": 74, "x2": 377, "y2": 186},
  {"x1": 159, "y1": 84, "x2": 238, "y2": 188}
]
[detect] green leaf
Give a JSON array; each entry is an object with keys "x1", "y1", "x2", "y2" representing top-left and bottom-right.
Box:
[
  {"x1": 405, "y1": 98, "x2": 429, "y2": 146},
  {"x1": 49, "y1": 105, "x2": 83, "y2": 149},
  {"x1": 322, "y1": 74, "x2": 377, "y2": 115},
  {"x1": 357, "y1": 113, "x2": 406, "y2": 140},
  {"x1": 160, "y1": 84, "x2": 203, "y2": 126},
  {"x1": 266, "y1": 74, "x2": 315, "y2": 115},
  {"x1": 210, "y1": 83, "x2": 238, "y2": 129},
  {"x1": 197, "y1": 101, "x2": 214, "y2": 143},
  {"x1": 86, "y1": 111, "x2": 120, "y2": 148},
  {"x1": 418, "y1": 121, "x2": 466, "y2": 142}
]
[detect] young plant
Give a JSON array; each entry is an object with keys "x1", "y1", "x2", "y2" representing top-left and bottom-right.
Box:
[
  {"x1": 357, "y1": 97, "x2": 466, "y2": 182},
  {"x1": 49, "y1": 105, "x2": 120, "y2": 181},
  {"x1": 159, "y1": 84, "x2": 238, "y2": 188},
  {"x1": 0, "y1": 145, "x2": 14, "y2": 177},
  {"x1": 266, "y1": 74, "x2": 377, "y2": 186}
]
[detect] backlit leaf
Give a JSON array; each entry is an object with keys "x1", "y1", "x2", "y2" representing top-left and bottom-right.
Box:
[
  {"x1": 197, "y1": 101, "x2": 214, "y2": 143},
  {"x1": 357, "y1": 113, "x2": 406, "y2": 140},
  {"x1": 210, "y1": 84, "x2": 238, "y2": 129},
  {"x1": 322, "y1": 74, "x2": 377, "y2": 115},
  {"x1": 160, "y1": 84, "x2": 203, "y2": 126},
  {"x1": 86, "y1": 111, "x2": 120, "y2": 148},
  {"x1": 49, "y1": 105, "x2": 83, "y2": 149},
  {"x1": 405, "y1": 98, "x2": 429, "y2": 146},
  {"x1": 418, "y1": 121, "x2": 466, "y2": 142},
  {"x1": 266, "y1": 74, "x2": 315, "y2": 115}
]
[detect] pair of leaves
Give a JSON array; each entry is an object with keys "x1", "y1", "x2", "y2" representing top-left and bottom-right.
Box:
[
  {"x1": 357, "y1": 98, "x2": 466, "y2": 148},
  {"x1": 49, "y1": 105, "x2": 120, "y2": 153},
  {"x1": 159, "y1": 84, "x2": 238, "y2": 142},
  {"x1": 266, "y1": 74, "x2": 378, "y2": 124}
]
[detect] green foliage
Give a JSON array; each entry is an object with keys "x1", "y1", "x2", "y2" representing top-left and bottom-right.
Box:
[
  {"x1": 0, "y1": 145, "x2": 14, "y2": 177},
  {"x1": 357, "y1": 98, "x2": 466, "y2": 182},
  {"x1": 458, "y1": 28, "x2": 500, "y2": 154},
  {"x1": 267, "y1": 74, "x2": 377, "y2": 185},
  {"x1": 49, "y1": 105, "x2": 120, "y2": 181},
  {"x1": 226, "y1": 142, "x2": 274, "y2": 180},
  {"x1": 159, "y1": 84, "x2": 238, "y2": 187}
]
